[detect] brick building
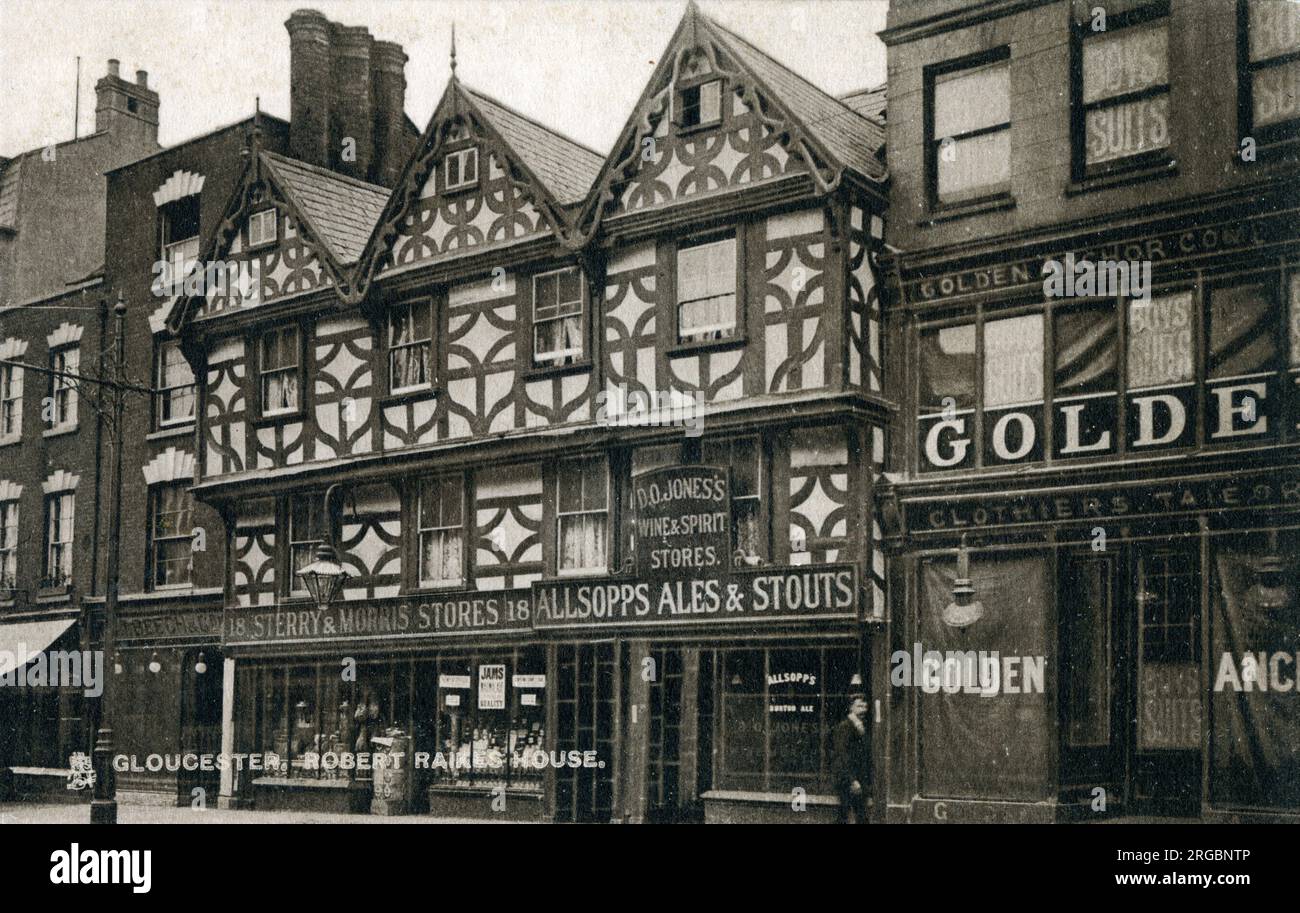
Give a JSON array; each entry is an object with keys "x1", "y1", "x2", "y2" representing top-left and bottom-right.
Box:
[{"x1": 877, "y1": 0, "x2": 1300, "y2": 823}]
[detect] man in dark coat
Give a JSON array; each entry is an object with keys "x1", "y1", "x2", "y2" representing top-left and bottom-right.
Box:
[{"x1": 831, "y1": 693, "x2": 870, "y2": 823}]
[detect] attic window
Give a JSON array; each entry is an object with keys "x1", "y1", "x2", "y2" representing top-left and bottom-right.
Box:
[
  {"x1": 248, "y1": 209, "x2": 277, "y2": 248},
  {"x1": 445, "y1": 147, "x2": 479, "y2": 192},
  {"x1": 678, "y1": 79, "x2": 723, "y2": 129}
]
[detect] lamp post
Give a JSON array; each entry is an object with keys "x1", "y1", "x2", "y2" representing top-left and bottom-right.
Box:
[
  {"x1": 298, "y1": 484, "x2": 350, "y2": 609},
  {"x1": 90, "y1": 294, "x2": 127, "y2": 824}
]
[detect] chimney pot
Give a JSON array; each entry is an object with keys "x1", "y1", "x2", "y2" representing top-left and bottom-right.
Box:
[
  {"x1": 107, "y1": 59, "x2": 120, "y2": 78},
  {"x1": 136, "y1": 69, "x2": 148, "y2": 87}
]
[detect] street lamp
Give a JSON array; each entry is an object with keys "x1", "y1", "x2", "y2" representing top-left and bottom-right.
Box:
[
  {"x1": 297, "y1": 483, "x2": 350, "y2": 609},
  {"x1": 90, "y1": 293, "x2": 128, "y2": 824},
  {"x1": 942, "y1": 534, "x2": 985, "y2": 628}
]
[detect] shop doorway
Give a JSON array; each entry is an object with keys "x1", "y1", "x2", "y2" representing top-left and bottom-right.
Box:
[
  {"x1": 1058, "y1": 553, "x2": 1123, "y2": 804},
  {"x1": 1132, "y1": 545, "x2": 1202, "y2": 816},
  {"x1": 553, "y1": 643, "x2": 616, "y2": 822},
  {"x1": 181, "y1": 649, "x2": 223, "y2": 801},
  {"x1": 645, "y1": 647, "x2": 713, "y2": 822}
]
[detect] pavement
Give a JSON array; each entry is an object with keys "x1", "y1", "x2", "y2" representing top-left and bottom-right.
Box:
[{"x1": 0, "y1": 801, "x2": 520, "y2": 824}]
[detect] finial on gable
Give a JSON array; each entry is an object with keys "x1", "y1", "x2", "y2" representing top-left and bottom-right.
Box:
[{"x1": 450, "y1": 23, "x2": 458, "y2": 79}]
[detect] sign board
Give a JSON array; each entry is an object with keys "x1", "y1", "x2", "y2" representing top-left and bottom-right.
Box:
[
  {"x1": 633, "y1": 466, "x2": 730, "y2": 580},
  {"x1": 478, "y1": 664, "x2": 506, "y2": 710},
  {"x1": 222, "y1": 590, "x2": 533, "y2": 647},
  {"x1": 532, "y1": 565, "x2": 858, "y2": 631}
]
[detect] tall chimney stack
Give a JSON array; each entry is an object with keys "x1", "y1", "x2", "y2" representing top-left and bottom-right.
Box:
[
  {"x1": 94, "y1": 58, "x2": 159, "y2": 146},
  {"x1": 330, "y1": 23, "x2": 373, "y2": 181},
  {"x1": 371, "y1": 40, "x2": 409, "y2": 187},
  {"x1": 286, "y1": 8, "x2": 332, "y2": 168}
]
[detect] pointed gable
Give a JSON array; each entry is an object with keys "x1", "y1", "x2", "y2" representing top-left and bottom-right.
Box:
[
  {"x1": 578, "y1": 3, "x2": 885, "y2": 237},
  {"x1": 350, "y1": 79, "x2": 600, "y2": 298},
  {"x1": 167, "y1": 143, "x2": 389, "y2": 331}
]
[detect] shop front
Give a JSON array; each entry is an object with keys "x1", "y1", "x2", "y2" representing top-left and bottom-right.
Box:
[
  {"x1": 218, "y1": 463, "x2": 871, "y2": 822},
  {"x1": 880, "y1": 187, "x2": 1300, "y2": 823}
]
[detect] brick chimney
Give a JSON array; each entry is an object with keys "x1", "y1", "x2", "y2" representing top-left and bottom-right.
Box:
[
  {"x1": 285, "y1": 9, "x2": 410, "y2": 186},
  {"x1": 94, "y1": 59, "x2": 160, "y2": 146}
]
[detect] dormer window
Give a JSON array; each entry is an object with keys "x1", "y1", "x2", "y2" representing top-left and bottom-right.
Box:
[
  {"x1": 444, "y1": 147, "x2": 479, "y2": 192},
  {"x1": 678, "y1": 78, "x2": 722, "y2": 129},
  {"x1": 248, "y1": 209, "x2": 277, "y2": 248}
]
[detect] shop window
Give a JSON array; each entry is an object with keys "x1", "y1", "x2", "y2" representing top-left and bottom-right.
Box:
[
  {"x1": 532, "y1": 267, "x2": 584, "y2": 367},
  {"x1": 418, "y1": 474, "x2": 465, "y2": 588},
  {"x1": 43, "y1": 492, "x2": 73, "y2": 588},
  {"x1": 676, "y1": 236, "x2": 738, "y2": 344},
  {"x1": 1208, "y1": 281, "x2": 1278, "y2": 379},
  {"x1": 49, "y1": 347, "x2": 79, "y2": 430},
  {"x1": 0, "y1": 499, "x2": 16, "y2": 591},
  {"x1": 983, "y1": 314, "x2": 1044, "y2": 408},
  {"x1": 160, "y1": 194, "x2": 200, "y2": 282},
  {"x1": 259, "y1": 325, "x2": 300, "y2": 416},
  {"x1": 154, "y1": 339, "x2": 195, "y2": 428},
  {"x1": 149, "y1": 482, "x2": 193, "y2": 589},
  {"x1": 714, "y1": 645, "x2": 858, "y2": 793},
  {"x1": 701, "y1": 436, "x2": 765, "y2": 562},
  {"x1": 1061, "y1": 556, "x2": 1112, "y2": 748},
  {"x1": 444, "y1": 147, "x2": 478, "y2": 192},
  {"x1": 430, "y1": 648, "x2": 547, "y2": 792},
  {"x1": 0, "y1": 361, "x2": 21, "y2": 440},
  {"x1": 557, "y1": 455, "x2": 608, "y2": 575},
  {"x1": 1055, "y1": 302, "x2": 1119, "y2": 395},
  {"x1": 247, "y1": 209, "x2": 277, "y2": 248},
  {"x1": 919, "y1": 322, "x2": 976, "y2": 415},
  {"x1": 1126, "y1": 291, "x2": 1193, "y2": 389},
  {"x1": 929, "y1": 52, "x2": 1011, "y2": 206},
  {"x1": 1136, "y1": 547, "x2": 1201, "y2": 754},
  {"x1": 289, "y1": 492, "x2": 328, "y2": 595},
  {"x1": 1076, "y1": 4, "x2": 1170, "y2": 175},
  {"x1": 678, "y1": 78, "x2": 722, "y2": 129},
  {"x1": 389, "y1": 298, "x2": 433, "y2": 393},
  {"x1": 1240, "y1": 0, "x2": 1300, "y2": 143}
]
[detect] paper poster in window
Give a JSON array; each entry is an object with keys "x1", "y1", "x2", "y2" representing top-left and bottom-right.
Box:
[{"x1": 479, "y1": 663, "x2": 506, "y2": 710}]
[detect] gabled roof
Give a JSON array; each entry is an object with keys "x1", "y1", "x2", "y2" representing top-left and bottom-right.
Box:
[
  {"x1": 461, "y1": 87, "x2": 604, "y2": 206},
  {"x1": 707, "y1": 18, "x2": 885, "y2": 180},
  {"x1": 839, "y1": 83, "x2": 887, "y2": 125},
  {"x1": 261, "y1": 151, "x2": 389, "y2": 265}
]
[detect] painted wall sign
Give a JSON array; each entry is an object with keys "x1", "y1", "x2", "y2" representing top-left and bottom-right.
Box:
[
  {"x1": 531, "y1": 565, "x2": 858, "y2": 630},
  {"x1": 118, "y1": 610, "x2": 223, "y2": 644},
  {"x1": 222, "y1": 590, "x2": 533, "y2": 646},
  {"x1": 633, "y1": 465, "x2": 730, "y2": 580},
  {"x1": 904, "y1": 209, "x2": 1296, "y2": 304},
  {"x1": 919, "y1": 375, "x2": 1280, "y2": 473},
  {"x1": 904, "y1": 468, "x2": 1300, "y2": 534}
]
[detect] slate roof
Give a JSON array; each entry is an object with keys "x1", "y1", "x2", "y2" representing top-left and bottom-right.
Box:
[
  {"x1": 707, "y1": 18, "x2": 887, "y2": 182},
  {"x1": 462, "y1": 86, "x2": 605, "y2": 206},
  {"x1": 840, "y1": 84, "x2": 887, "y2": 124},
  {"x1": 261, "y1": 151, "x2": 390, "y2": 265}
]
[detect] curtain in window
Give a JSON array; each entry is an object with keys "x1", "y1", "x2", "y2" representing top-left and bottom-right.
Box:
[
  {"x1": 421, "y1": 530, "x2": 463, "y2": 584},
  {"x1": 1210, "y1": 546, "x2": 1300, "y2": 812},
  {"x1": 919, "y1": 554, "x2": 1050, "y2": 800}
]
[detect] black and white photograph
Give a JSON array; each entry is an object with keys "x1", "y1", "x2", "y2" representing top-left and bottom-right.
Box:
[{"x1": 0, "y1": 0, "x2": 1294, "y2": 893}]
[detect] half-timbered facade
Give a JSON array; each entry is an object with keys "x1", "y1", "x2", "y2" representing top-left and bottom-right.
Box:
[{"x1": 171, "y1": 3, "x2": 889, "y2": 822}]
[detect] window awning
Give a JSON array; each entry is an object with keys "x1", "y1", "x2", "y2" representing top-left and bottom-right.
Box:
[{"x1": 0, "y1": 618, "x2": 77, "y2": 677}]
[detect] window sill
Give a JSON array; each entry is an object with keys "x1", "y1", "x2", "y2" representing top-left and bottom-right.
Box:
[
  {"x1": 148, "y1": 423, "x2": 195, "y2": 441},
  {"x1": 1067, "y1": 157, "x2": 1177, "y2": 196},
  {"x1": 251, "y1": 409, "x2": 306, "y2": 429},
  {"x1": 522, "y1": 358, "x2": 593, "y2": 382},
  {"x1": 42, "y1": 424, "x2": 78, "y2": 439},
  {"x1": 37, "y1": 585, "x2": 71, "y2": 602},
  {"x1": 441, "y1": 181, "x2": 479, "y2": 196},
  {"x1": 0, "y1": 434, "x2": 20, "y2": 448},
  {"x1": 676, "y1": 118, "x2": 724, "y2": 138},
  {"x1": 668, "y1": 334, "x2": 747, "y2": 358},
  {"x1": 408, "y1": 582, "x2": 470, "y2": 595},
  {"x1": 379, "y1": 386, "x2": 438, "y2": 409},
  {"x1": 918, "y1": 194, "x2": 1015, "y2": 227}
]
